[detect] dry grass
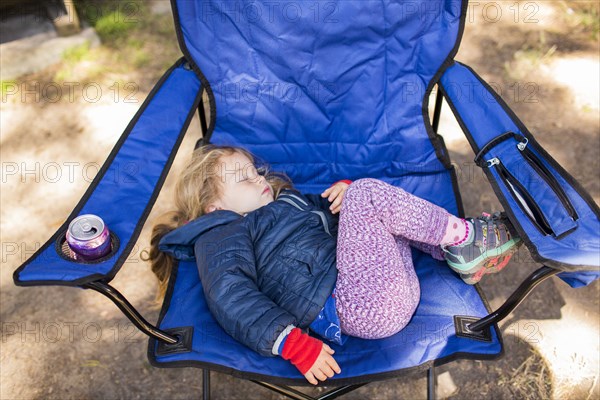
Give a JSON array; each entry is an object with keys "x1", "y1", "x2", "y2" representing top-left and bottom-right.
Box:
[
  {"x1": 560, "y1": 0, "x2": 600, "y2": 40},
  {"x1": 498, "y1": 348, "x2": 554, "y2": 399}
]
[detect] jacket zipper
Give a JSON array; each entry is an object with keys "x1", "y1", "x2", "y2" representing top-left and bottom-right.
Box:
[
  {"x1": 279, "y1": 196, "x2": 331, "y2": 236},
  {"x1": 310, "y1": 211, "x2": 332, "y2": 236},
  {"x1": 285, "y1": 193, "x2": 309, "y2": 206},
  {"x1": 520, "y1": 147, "x2": 578, "y2": 220},
  {"x1": 492, "y1": 158, "x2": 554, "y2": 236}
]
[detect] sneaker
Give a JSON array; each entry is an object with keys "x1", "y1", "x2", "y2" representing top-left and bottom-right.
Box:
[
  {"x1": 458, "y1": 251, "x2": 516, "y2": 284},
  {"x1": 442, "y1": 212, "x2": 521, "y2": 284}
]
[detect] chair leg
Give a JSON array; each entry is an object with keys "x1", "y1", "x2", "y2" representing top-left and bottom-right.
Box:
[
  {"x1": 203, "y1": 369, "x2": 211, "y2": 400},
  {"x1": 427, "y1": 366, "x2": 436, "y2": 400}
]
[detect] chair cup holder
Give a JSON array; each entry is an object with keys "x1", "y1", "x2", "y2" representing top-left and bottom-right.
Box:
[{"x1": 55, "y1": 230, "x2": 120, "y2": 264}]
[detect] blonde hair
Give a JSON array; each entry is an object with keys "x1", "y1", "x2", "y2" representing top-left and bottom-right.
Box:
[{"x1": 142, "y1": 145, "x2": 293, "y2": 302}]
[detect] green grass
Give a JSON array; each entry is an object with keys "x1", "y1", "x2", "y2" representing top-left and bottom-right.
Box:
[
  {"x1": 94, "y1": 10, "x2": 137, "y2": 42},
  {"x1": 76, "y1": 1, "x2": 148, "y2": 44},
  {"x1": 55, "y1": 41, "x2": 94, "y2": 82},
  {"x1": 62, "y1": 41, "x2": 91, "y2": 63}
]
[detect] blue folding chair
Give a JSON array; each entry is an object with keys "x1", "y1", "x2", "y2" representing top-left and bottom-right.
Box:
[{"x1": 14, "y1": 1, "x2": 600, "y2": 399}]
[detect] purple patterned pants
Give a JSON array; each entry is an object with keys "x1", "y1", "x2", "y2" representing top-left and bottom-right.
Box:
[{"x1": 335, "y1": 179, "x2": 450, "y2": 339}]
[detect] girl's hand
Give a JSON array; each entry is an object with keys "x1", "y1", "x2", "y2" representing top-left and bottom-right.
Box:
[
  {"x1": 304, "y1": 344, "x2": 341, "y2": 385},
  {"x1": 321, "y1": 181, "x2": 350, "y2": 214}
]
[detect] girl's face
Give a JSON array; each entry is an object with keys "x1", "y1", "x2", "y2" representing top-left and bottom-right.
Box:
[{"x1": 206, "y1": 151, "x2": 274, "y2": 215}]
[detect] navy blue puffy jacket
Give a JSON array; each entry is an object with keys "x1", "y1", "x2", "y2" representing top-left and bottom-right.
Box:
[{"x1": 159, "y1": 190, "x2": 338, "y2": 356}]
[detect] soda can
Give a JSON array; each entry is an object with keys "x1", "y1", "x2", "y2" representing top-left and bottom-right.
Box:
[{"x1": 66, "y1": 214, "x2": 112, "y2": 260}]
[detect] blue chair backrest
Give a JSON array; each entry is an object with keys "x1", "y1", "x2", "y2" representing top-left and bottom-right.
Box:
[{"x1": 174, "y1": 0, "x2": 464, "y2": 205}]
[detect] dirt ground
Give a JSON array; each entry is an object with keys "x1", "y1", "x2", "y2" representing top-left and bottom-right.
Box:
[{"x1": 1, "y1": 1, "x2": 598, "y2": 399}]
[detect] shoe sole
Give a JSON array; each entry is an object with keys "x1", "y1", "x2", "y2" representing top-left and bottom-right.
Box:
[
  {"x1": 461, "y1": 251, "x2": 515, "y2": 285},
  {"x1": 446, "y1": 238, "x2": 521, "y2": 274}
]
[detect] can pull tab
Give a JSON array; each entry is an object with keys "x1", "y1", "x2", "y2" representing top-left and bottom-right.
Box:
[{"x1": 80, "y1": 220, "x2": 98, "y2": 234}]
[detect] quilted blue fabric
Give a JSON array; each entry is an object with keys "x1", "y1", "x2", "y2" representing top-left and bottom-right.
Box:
[{"x1": 174, "y1": 0, "x2": 464, "y2": 200}]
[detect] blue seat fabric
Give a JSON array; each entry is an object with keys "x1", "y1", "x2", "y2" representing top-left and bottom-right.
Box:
[{"x1": 152, "y1": 253, "x2": 500, "y2": 383}]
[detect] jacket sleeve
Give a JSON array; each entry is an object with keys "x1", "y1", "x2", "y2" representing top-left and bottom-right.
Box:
[{"x1": 194, "y1": 225, "x2": 297, "y2": 357}]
